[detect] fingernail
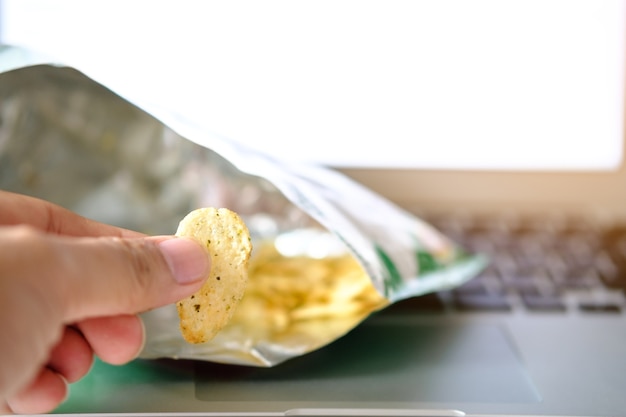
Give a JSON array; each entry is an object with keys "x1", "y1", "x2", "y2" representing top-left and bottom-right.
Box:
[
  {"x1": 159, "y1": 238, "x2": 210, "y2": 284},
  {"x1": 131, "y1": 317, "x2": 147, "y2": 361}
]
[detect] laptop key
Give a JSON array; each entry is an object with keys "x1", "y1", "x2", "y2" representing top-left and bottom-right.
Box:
[
  {"x1": 578, "y1": 302, "x2": 621, "y2": 313},
  {"x1": 596, "y1": 251, "x2": 626, "y2": 291},
  {"x1": 519, "y1": 289, "x2": 566, "y2": 312},
  {"x1": 499, "y1": 267, "x2": 551, "y2": 293},
  {"x1": 452, "y1": 292, "x2": 512, "y2": 312},
  {"x1": 454, "y1": 275, "x2": 492, "y2": 295},
  {"x1": 551, "y1": 268, "x2": 602, "y2": 291}
]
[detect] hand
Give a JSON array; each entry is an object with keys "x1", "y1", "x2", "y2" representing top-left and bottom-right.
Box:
[{"x1": 0, "y1": 191, "x2": 210, "y2": 414}]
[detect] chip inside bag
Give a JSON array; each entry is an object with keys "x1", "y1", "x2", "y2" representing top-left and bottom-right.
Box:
[{"x1": 0, "y1": 46, "x2": 487, "y2": 367}]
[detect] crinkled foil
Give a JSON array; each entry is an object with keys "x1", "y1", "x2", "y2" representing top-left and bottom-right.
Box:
[{"x1": 0, "y1": 47, "x2": 487, "y2": 367}]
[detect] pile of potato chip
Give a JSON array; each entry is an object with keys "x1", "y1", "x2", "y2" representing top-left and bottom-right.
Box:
[{"x1": 229, "y1": 241, "x2": 388, "y2": 344}]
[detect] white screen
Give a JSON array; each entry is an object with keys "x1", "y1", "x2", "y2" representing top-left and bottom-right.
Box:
[{"x1": 1, "y1": 0, "x2": 624, "y2": 170}]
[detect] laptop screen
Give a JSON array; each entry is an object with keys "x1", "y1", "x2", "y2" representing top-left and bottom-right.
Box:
[{"x1": 1, "y1": 0, "x2": 624, "y2": 171}]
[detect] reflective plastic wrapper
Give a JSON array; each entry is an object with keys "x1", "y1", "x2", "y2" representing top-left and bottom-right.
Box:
[{"x1": 0, "y1": 45, "x2": 487, "y2": 367}]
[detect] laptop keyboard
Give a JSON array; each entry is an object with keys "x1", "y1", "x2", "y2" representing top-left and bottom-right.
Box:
[{"x1": 386, "y1": 213, "x2": 626, "y2": 315}]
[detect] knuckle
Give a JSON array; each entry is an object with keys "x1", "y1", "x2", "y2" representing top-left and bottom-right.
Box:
[
  {"x1": 1, "y1": 225, "x2": 54, "y2": 261},
  {"x1": 5, "y1": 224, "x2": 45, "y2": 240}
]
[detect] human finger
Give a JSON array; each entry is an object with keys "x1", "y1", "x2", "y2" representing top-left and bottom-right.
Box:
[
  {"x1": 77, "y1": 315, "x2": 144, "y2": 365},
  {"x1": 0, "y1": 190, "x2": 142, "y2": 238},
  {"x1": 7, "y1": 368, "x2": 68, "y2": 415},
  {"x1": 47, "y1": 327, "x2": 94, "y2": 384},
  {"x1": 3, "y1": 227, "x2": 210, "y2": 323}
]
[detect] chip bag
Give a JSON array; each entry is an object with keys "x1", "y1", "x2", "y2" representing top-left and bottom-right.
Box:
[{"x1": 0, "y1": 45, "x2": 487, "y2": 366}]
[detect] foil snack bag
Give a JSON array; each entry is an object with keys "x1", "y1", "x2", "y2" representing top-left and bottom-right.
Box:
[{"x1": 0, "y1": 46, "x2": 486, "y2": 367}]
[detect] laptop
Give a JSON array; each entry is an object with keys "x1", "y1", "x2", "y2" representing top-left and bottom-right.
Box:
[{"x1": 2, "y1": 1, "x2": 626, "y2": 416}]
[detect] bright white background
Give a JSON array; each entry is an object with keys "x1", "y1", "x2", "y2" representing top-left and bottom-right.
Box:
[{"x1": 1, "y1": 0, "x2": 624, "y2": 170}]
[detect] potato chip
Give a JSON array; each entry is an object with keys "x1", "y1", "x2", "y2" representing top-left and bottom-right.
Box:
[{"x1": 175, "y1": 207, "x2": 252, "y2": 344}]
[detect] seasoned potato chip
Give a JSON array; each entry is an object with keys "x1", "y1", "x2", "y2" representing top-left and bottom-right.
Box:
[{"x1": 175, "y1": 207, "x2": 252, "y2": 344}]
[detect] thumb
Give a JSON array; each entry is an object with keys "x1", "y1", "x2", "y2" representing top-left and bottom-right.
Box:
[{"x1": 45, "y1": 233, "x2": 211, "y2": 322}]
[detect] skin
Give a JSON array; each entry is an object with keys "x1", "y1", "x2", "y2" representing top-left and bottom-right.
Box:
[{"x1": 0, "y1": 191, "x2": 211, "y2": 414}]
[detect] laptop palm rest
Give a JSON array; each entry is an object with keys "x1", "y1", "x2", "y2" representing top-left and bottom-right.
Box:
[{"x1": 194, "y1": 320, "x2": 540, "y2": 404}]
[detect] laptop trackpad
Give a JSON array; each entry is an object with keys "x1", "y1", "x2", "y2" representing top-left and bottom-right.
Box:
[{"x1": 195, "y1": 321, "x2": 540, "y2": 403}]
